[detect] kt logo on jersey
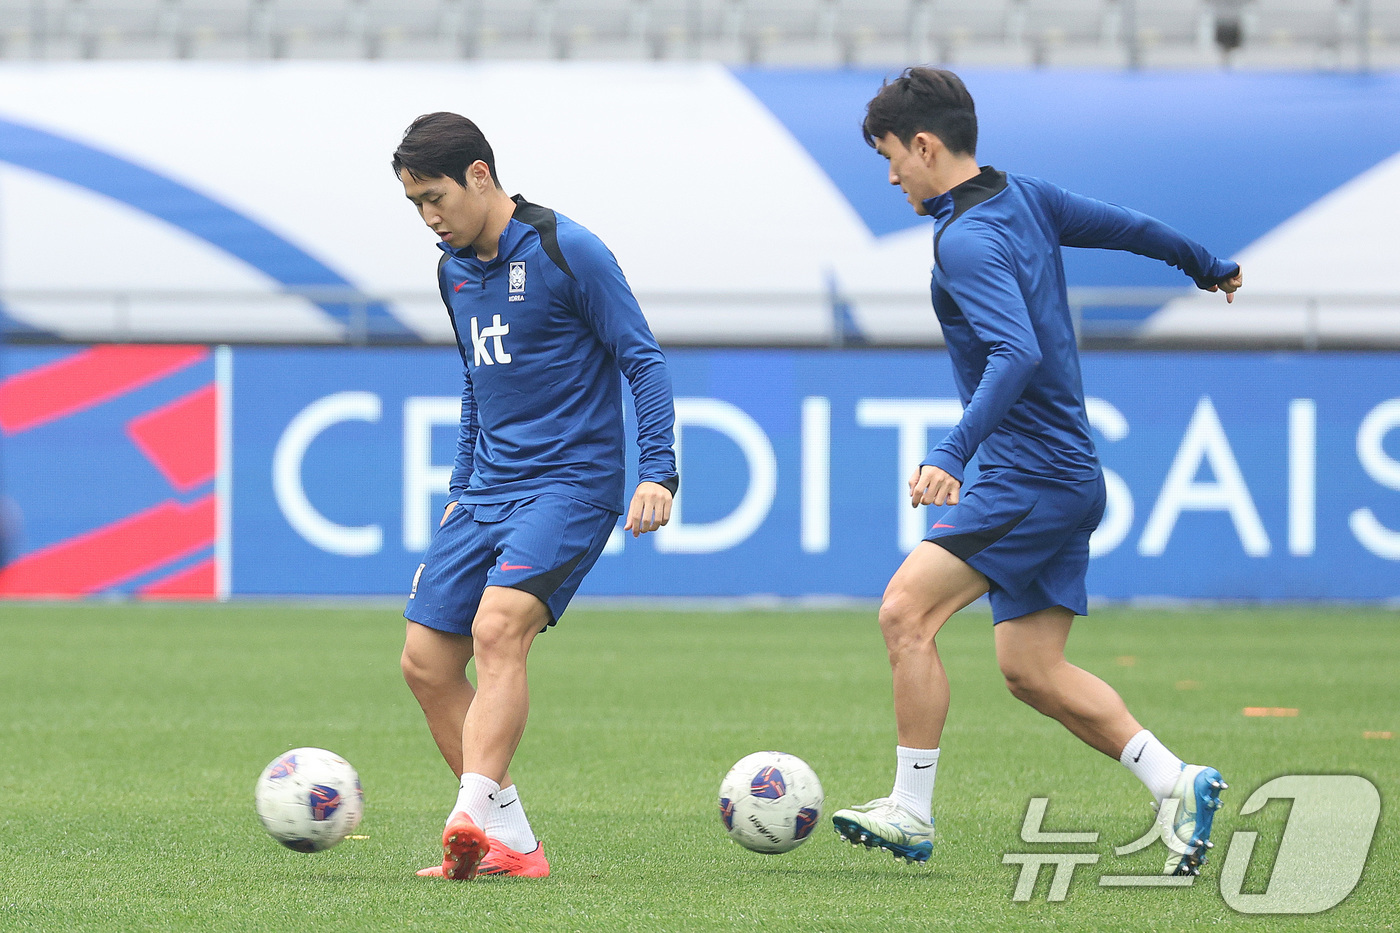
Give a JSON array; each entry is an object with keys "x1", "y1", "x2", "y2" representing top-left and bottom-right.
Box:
[{"x1": 470, "y1": 315, "x2": 512, "y2": 366}]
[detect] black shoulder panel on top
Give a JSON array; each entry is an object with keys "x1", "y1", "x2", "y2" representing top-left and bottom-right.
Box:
[
  {"x1": 511, "y1": 194, "x2": 576, "y2": 280},
  {"x1": 948, "y1": 166, "x2": 1008, "y2": 222},
  {"x1": 934, "y1": 166, "x2": 1009, "y2": 265},
  {"x1": 437, "y1": 252, "x2": 469, "y2": 367},
  {"x1": 435, "y1": 251, "x2": 452, "y2": 308}
]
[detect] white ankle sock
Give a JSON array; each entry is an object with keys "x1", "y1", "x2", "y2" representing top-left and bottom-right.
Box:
[
  {"x1": 890, "y1": 745, "x2": 939, "y2": 823},
  {"x1": 451, "y1": 772, "x2": 500, "y2": 828},
  {"x1": 483, "y1": 783, "x2": 538, "y2": 853},
  {"x1": 1119, "y1": 730, "x2": 1184, "y2": 802}
]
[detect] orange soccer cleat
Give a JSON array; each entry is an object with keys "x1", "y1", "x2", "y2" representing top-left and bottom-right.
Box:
[
  {"x1": 417, "y1": 840, "x2": 549, "y2": 879},
  {"x1": 428, "y1": 812, "x2": 489, "y2": 880},
  {"x1": 477, "y1": 841, "x2": 550, "y2": 878}
]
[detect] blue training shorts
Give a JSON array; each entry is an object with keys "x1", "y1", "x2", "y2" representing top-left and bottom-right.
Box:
[
  {"x1": 404, "y1": 494, "x2": 619, "y2": 635},
  {"x1": 923, "y1": 469, "x2": 1106, "y2": 624}
]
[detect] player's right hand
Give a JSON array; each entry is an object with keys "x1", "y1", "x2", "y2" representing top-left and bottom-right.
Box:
[
  {"x1": 441, "y1": 501, "x2": 457, "y2": 526},
  {"x1": 910, "y1": 464, "x2": 960, "y2": 508}
]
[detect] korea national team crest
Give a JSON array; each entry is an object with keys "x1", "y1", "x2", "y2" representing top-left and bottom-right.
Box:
[{"x1": 509, "y1": 261, "x2": 526, "y2": 293}]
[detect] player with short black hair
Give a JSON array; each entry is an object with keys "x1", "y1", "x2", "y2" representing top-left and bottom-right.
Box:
[
  {"x1": 860, "y1": 66, "x2": 978, "y2": 157},
  {"x1": 393, "y1": 111, "x2": 678, "y2": 880},
  {"x1": 832, "y1": 68, "x2": 1240, "y2": 876},
  {"x1": 392, "y1": 111, "x2": 501, "y2": 188}
]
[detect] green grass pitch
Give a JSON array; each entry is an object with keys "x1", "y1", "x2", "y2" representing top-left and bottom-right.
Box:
[{"x1": 0, "y1": 602, "x2": 1395, "y2": 932}]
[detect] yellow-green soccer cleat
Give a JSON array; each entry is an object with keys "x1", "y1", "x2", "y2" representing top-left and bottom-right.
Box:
[
  {"x1": 1158, "y1": 764, "x2": 1227, "y2": 876},
  {"x1": 831, "y1": 797, "x2": 935, "y2": 864}
]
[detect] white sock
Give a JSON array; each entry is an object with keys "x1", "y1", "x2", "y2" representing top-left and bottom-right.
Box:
[
  {"x1": 890, "y1": 745, "x2": 939, "y2": 823},
  {"x1": 483, "y1": 783, "x2": 538, "y2": 853},
  {"x1": 1120, "y1": 729, "x2": 1184, "y2": 802},
  {"x1": 450, "y1": 772, "x2": 499, "y2": 828}
]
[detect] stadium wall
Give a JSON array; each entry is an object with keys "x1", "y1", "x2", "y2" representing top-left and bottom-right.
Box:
[
  {"x1": 2, "y1": 344, "x2": 1398, "y2": 602},
  {"x1": 1, "y1": 63, "x2": 1399, "y2": 345}
]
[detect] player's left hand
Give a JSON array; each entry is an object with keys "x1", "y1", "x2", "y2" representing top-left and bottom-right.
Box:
[
  {"x1": 1208, "y1": 267, "x2": 1243, "y2": 304},
  {"x1": 625, "y1": 481, "x2": 673, "y2": 537}
]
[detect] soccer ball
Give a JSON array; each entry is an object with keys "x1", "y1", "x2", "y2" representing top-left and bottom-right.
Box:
[
  {"x1": 718, "y1": 751, "x2": 824, "y2": 854},
  {"x1": 254, "y1": 747, "x2": 364, "y2": 852}
]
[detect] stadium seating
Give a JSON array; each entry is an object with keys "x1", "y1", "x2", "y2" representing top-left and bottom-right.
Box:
[{"x1": 0, "y1": 0, "x2": 1393, "y2": 68}]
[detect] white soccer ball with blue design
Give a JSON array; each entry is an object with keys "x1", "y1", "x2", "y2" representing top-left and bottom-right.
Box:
[
  {"x1": 254, "y1": 747, "x2": 364, "y2": 852},
  {"x1": 719, "y1": 751, "x2": 824, "y2": 854}
]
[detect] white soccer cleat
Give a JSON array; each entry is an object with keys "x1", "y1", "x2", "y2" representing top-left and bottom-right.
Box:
[
  {"x1": 1157, "y1": 764, "x2": 1227, "y2": 876},
  {"x1": 831, "y1": 797, "x2": 935, "y2": 864}
]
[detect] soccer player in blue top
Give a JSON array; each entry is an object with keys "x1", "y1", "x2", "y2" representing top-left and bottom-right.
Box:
[
  {"x1": 392, "y1": 112, "x2": 677, "y2": 880},
  {"x1": 831, "y1": 69, "x2": 1240, "y2": 876}
]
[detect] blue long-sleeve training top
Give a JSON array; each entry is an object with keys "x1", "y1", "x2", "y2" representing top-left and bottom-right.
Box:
[
  {"x1": 436, "y1": 195, "x2": 678, "y2": 514},
  {"x1": 921, "y1": 167, "x2": 1239, "y2": 483}
]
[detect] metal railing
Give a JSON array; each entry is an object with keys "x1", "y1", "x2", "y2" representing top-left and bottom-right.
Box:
[{"x1": 2, "y1": 285, "x2": 1397, "y2": 350}]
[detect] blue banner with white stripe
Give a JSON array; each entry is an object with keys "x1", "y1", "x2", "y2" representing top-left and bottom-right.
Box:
[{"x1": 220, "y1": 347, "x2": 1400, "y2": 602}]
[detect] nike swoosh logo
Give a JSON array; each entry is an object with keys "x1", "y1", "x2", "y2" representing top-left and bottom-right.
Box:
[
  {"x1": 913, "y1": 762, "x2": 934, "y2": 770},
  {"x1": 1133, "y1": 749, "x2": 1144, "y2": 763},
  {"x1": 500, "y1": 562, "x2": 533, "y2": 571},
  {"x1": 498, "y1": 799, "x2": 517, "y2": 809},
  {"x1": 454, "y1": 279, "x2": 470, "y2": 292},
  {"x1": 932, "y1": 523, "x2": 955, "y2": 529}
]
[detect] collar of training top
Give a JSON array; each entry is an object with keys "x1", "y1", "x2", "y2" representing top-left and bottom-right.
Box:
[
  {"x1": 435, "y1": 194, "x2": 536, "y2": 264},
  {"x1": 923, "y1": 165, "x2": 1008, "y2": 223},
  {"x1": 436, "y1": 194, "x2": 576, "y2": 281}
]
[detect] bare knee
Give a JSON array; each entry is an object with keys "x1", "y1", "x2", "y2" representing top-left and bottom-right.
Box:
[
  {"x1": 401, "y1": 642, "x2": 466, "y2": 695},
  {"x1": 999, "y1": 659, "x2": 1056, "y2": 712},
  {"x1": 1001, "y1": 666, "x2": 1042, "y2": 706},
  {"x1": 469, "y1": 607, "x2": 537, "y2": 670},
  {"x1": 878, "y1": 590, "x2": 943, "y2": 657}
]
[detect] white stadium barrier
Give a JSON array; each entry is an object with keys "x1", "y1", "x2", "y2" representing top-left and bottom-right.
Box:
[{"x1": 0, "y1": 61, "x2": 1397, "y2": 347}]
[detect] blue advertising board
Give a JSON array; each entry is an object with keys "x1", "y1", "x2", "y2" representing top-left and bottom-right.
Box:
[
  {"x1": 221, "y1": 347, "x2": 1400, "y2": 602},
  {"x1": 1, "y1": 345, "x2": 1396, "y2": 601}
]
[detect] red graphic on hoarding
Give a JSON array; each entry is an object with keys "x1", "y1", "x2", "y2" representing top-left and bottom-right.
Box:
[
  {"x1": 0, "y1": 345, "x2": 220, "y2": 600},
  {"x1": 126, "y1": 385, "x2": 217, "y2": 491},
  {"x1": 138, "y1": 559, "x2": 217, "y2": 600},
  {"x1": 0, "y1": 345, "x2": 208, "y2": 434},
  {"x1": 0, "y1": 497, "x2": 216, "y2": 597}
]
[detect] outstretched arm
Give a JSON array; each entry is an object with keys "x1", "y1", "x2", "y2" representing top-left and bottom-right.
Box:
[{"x1": 1049, "y1": 183, "x2": 1241, "y2": 293}]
